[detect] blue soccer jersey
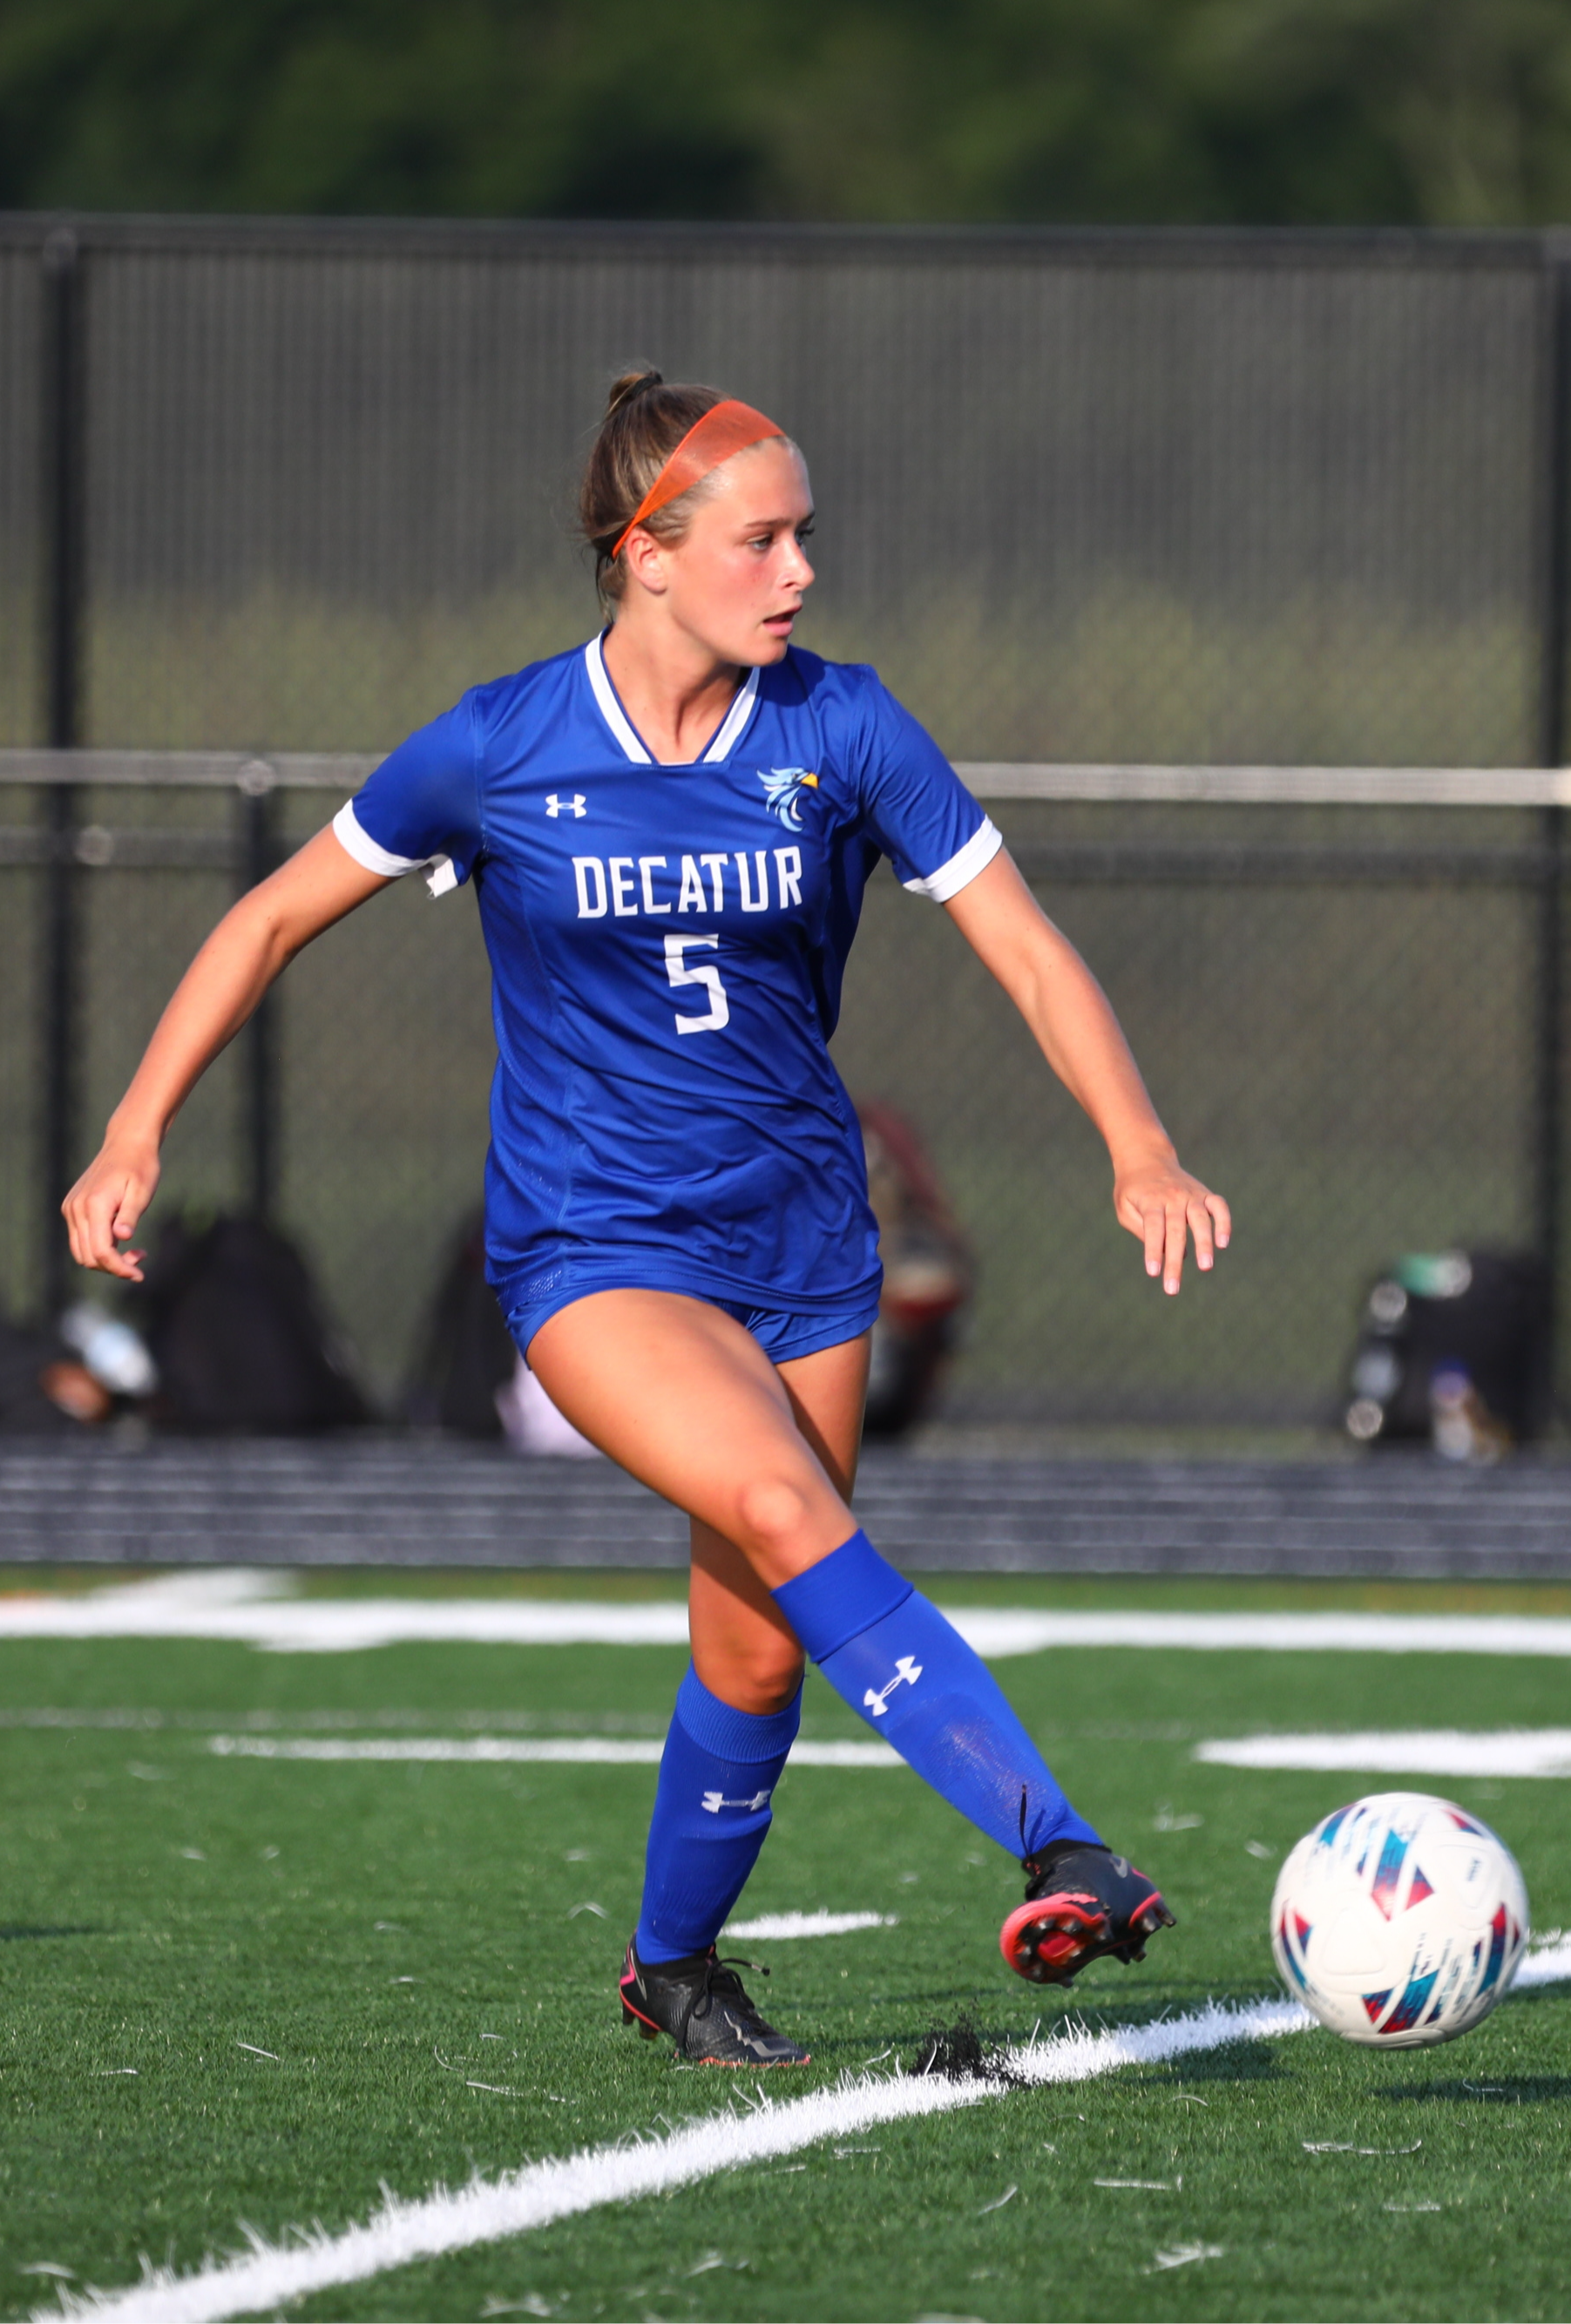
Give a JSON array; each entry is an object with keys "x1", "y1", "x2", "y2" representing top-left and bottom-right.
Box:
[{"x1": 334, "y1": 636, "x2": 1000, "y2": 1331}]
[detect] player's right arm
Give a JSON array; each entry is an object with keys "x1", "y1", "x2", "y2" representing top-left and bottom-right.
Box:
[
  {"x1": 66, "y1": 694, "x2": 484, "y2": 1281},
  {"x1": 64, "y1": 827, "x2": 391, "y2": 1279}
]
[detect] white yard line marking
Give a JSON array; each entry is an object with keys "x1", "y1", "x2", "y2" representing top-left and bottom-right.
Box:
[
  {"x1": 1303, "y1": 2138, "x2": 1420, "y2": 2155},
  {"x1": 7, "y1": 1572, "x2": 1571, "y2": 1658},
  {"x1": 954, "y1": 1609, "x2": 1571, "y2": 1661},
  {"x1": 213, "y1": 1734, "x2": 664, "y2": 1765},
  {"x1": 1147, "y1": 2240, "x2": 1223, "y2": 2272},
  {"x1": 0, "y1": 1573, "x2": 693, "y2": 1654},
  {"x1": 44, "y1": 1996, "x2": 1312, "y2": 2324},
  {"x1": 723, "y1": 1911, "x2": 899, "y2": 1939},
  {"x1": 1003, "y1": 1996, "x2": 1310, "y2": 2085},
  {"x1": 207, "y1": 1735, "x2": 899, "y2": 1769},
  {"x1": 1516, "y1": 1934, "x2": 1571, "y2": 1985},
  {"x1": 1195, "y1": 1729, "x2": 1571, "y2": 1778}
]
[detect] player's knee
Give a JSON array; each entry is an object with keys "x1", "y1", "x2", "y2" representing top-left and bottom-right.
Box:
[
  {"x1": 733, "y1": 1474, "x2": 815, "y2": 1563},
  {"x1": 719, "y1": 1645, "x2": 806, "y2": 1717}
]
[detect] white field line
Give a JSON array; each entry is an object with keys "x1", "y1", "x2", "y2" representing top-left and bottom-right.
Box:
[
  {"x1": 7, "y1": 1572, "x2": 1571, "y2": 1659},
  {"x1": 1518, "y1": 1934, "x2": 1571, "y2": 1985},
  {"x1": 43, "y1": 1997, "x2": 1312, "y2": 2324},
  {"x1": 209, "y1": 1734, "x2": 666, "y2": 1765},
  {"x1": 1196, "y1": 1730, "x2": 1571, "y2": 1778},
  {"x1": 950, "y1": 1610, "x2": 1571, "y2": 1661},
  {"x1": 207, "y1": 1734, "x2": 899, "y2": 1769},
  {"x1": 723, "y1": 1910, "x2": 898, "y2": 1939}
]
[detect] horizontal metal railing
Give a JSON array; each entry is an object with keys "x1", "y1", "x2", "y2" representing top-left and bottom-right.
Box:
[
  {"x1": 0, "y1": 749, "x2": 380, "y2": 791},
  {"x1": 4, "y1": 749, "x2": 1570, "y2": 804},
  {"x1": 3, "y1": 756, "x2": 1564, "y2": 885}
]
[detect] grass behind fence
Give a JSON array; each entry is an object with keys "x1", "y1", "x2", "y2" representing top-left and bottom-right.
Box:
[{"x1": 55, "y1": 581, "x2": 1538, "y2": 768}]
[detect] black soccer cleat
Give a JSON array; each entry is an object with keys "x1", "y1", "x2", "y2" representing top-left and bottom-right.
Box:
[
  {"x1": 999, "y1": 1840, "x2": 1175, "y2": 1986},
  {"x1": 619, "y1": 1937, "x2": 811, "y2": 2066}
]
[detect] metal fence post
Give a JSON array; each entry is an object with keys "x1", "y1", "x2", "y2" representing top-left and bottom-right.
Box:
[
  {"x1": 1535, "y1": 247, "x2": 1571, "y2": 1412},
  {"x1": 236, "y1": 762, "x2": 281, "y2": 1223},
  {"x1": 39, "y1": 226, "x2": 85, "y2": 1324}
]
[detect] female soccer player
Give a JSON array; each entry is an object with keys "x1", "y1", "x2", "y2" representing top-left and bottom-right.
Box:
[{"x1": 65, "y1": 373, "x2": 1229, "y2": 2068}]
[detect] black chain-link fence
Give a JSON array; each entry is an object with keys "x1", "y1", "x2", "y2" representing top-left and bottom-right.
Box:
[{"x1": 3, "y1": 214, "x2": 1569, "y2": 1428}]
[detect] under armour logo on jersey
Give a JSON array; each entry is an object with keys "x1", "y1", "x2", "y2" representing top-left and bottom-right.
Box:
[
  {"x1": 545, "y1": 793, "x2": 587, "y2": 818},
  {"x1": 701, "y1": 1787, "x2": 773, "y2": 1813},
  {"x1": 863, "y1": 1656, "x2": 923, "y2": 1718}
]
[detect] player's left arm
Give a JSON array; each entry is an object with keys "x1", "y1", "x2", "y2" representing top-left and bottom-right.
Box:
[{"x1": 943, "y1": 847, "x2": 1229, "y2": 1294}]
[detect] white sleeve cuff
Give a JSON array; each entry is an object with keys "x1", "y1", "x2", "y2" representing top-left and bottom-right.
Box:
[
  {"x1": 901, "y1": 816, "x2": 1003, "y2": 903},
  {"x1": 332, "y1": 802, "x2": 458, "y2": 898},
  {"x1": 333, "y1": 800, "x2": 423, "y2": 877}
]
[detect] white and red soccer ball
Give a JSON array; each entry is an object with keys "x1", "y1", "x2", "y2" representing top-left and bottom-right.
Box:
[{"x1": 1271, "y1": 1792, "x2": 1528, "y2": 2047}]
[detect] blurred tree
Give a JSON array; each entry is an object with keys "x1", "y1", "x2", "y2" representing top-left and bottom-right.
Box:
[
  {"x1": 1193, "y1": 0, "x2": 1571, "y2": 225},
  {"x1": 3, "y1": 0, "x2": 1571, "y2": 224}
]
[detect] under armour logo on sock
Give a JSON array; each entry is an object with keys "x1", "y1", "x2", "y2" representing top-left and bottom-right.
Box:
[
  {"x1": 863, "y1": 1655, "x2": 924, "y2": 1718},
  {"x1": 701, "y1": 1787, "x2": 773, "y2": 1813},
  {"x1": 545, "y1": 793, "x2": 587, "y2": 817}
]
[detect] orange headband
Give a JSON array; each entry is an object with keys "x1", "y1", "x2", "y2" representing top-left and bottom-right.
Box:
[{"x1": 610, "y1": 398, "x2": 784, "y2": 559}]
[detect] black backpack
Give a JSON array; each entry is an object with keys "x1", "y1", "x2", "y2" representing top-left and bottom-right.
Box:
[{"x1": 132, "y1": 1213, "x2": 369, "y2": 1433}]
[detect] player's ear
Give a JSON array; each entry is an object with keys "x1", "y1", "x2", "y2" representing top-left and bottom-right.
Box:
[{"x1": 620, "y1": 526, "x2": 670, "y2": 597}]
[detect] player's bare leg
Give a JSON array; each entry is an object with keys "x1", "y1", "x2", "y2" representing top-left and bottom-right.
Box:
[
  {"x1": 535, "y1": 1313, "x2": 872, "y2": 2064},
  {"x1": 532, "y1": 1291, "x2": 864, "y2": 2066},
  {"x1": 687, "y1": 1328, "x2": 869, "y2": 1714},
  {"x1": 526, "y1": 1289, "x2": 859, "y2": 1589}
]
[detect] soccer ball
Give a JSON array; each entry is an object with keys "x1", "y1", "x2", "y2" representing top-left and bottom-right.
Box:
[{"x1": 1271, "y1": 1792, "x2": 1528, "y2": 2047}]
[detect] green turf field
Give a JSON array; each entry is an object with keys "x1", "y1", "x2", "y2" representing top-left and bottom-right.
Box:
[{"x1": 1, "y1": 1569, "x2": 1568, "y2": 2322}]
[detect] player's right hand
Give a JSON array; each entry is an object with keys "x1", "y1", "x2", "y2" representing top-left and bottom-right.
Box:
[{"x1": 62, "y1": 1141, "x2": 161, "y2": 1281}]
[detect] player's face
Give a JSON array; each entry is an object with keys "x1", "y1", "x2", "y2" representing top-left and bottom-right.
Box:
[{"x1": 661, "y1": 438, "x2": 816, "y2": 666}]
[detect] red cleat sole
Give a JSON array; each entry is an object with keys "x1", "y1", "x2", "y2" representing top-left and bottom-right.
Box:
[
  {"x1": 1000, "y1": 1885, "x2": 1169, "y2": 1984},
  {"x1": 999, "y1": 1893, "x2": 1107, "y2": 1983}
]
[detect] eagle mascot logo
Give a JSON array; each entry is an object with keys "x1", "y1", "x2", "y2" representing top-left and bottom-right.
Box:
[{"x1": 758, "y1": 767, "x2": 819, "y2": 830}]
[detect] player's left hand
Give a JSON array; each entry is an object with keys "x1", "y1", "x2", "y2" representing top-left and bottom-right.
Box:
[{"x1": 1112, "y1": 1151, "x2": 1230, "y2": 1296}]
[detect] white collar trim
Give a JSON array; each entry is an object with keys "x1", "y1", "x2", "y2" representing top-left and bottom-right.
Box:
[
  {"x1": 585, "y1": 635, "x2": 651, "y2": 764},
  {"x1": 703, "y1": 665, "x2": 761, "y2": 762},
  {"x1": 585, "y1": 636, "x2": 761, "y2": 767}
]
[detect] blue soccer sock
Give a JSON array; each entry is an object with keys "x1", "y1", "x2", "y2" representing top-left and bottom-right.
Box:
[
  {"x1": 773, "y1": 1530, "x2": 1100, "y2": 1860},
  {"x1": 634, "y1": 1664, "x2": 801, "y2": 1964}
]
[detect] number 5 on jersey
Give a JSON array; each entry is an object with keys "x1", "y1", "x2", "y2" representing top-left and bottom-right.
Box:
[{"x1": 665, "y1": 932, "x2": 729, "y2": 1033}]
